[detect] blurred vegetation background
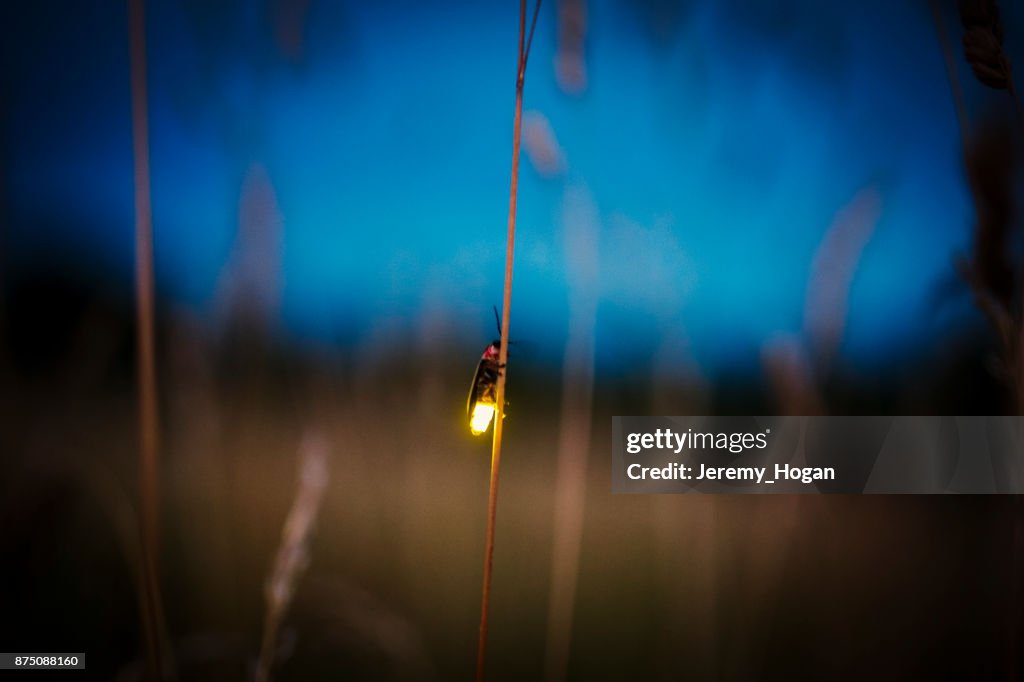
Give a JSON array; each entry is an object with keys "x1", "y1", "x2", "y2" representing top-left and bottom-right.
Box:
[{"x1": 2, "y1": 0, "x2": 1024, "y2": 679}]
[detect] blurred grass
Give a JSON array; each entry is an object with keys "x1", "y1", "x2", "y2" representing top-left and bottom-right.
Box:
[{"x1": 0, "y1": 295, "x2": 1020, "y2": 680}]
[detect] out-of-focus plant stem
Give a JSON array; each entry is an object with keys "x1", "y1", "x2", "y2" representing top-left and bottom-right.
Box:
[
  {"x1": 254, "y1": 433, "x2": 330, "y2": 682},
  {"x1": 544, "y1": 184, "x2": 597, "y2": 682},
  {"x1": 929, "y1": 0, "x2": 971, "y2": 154},
  {"x1": 129, "y1": 0, "x2": 168, "y2": 678}
]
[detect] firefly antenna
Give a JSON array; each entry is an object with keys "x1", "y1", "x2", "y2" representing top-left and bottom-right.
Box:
[{"x1": 491, "y1": 304, "x2": 520, "y2": 346}]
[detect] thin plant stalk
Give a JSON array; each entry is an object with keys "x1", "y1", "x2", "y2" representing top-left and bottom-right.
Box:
[
  {"x1": 543, "y1": 184, "x2": 597, "y2": 682},
  {"x1": 476, "y1": 2, "x2": 541, "y2": 680},
  {"x1": 934, "y1": 3, "x2": 1024, "y2": 674},
  {"x1": 929, "y1": 0, "x2": 971, "y2": 154},
  {"x1": 129, "y1": 0, "x2": 167, "y2": 679}
]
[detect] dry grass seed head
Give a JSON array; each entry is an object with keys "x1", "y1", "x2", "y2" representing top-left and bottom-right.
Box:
[{"x1": 959, "y1": 0, "x2": 1014, "y2": 90}]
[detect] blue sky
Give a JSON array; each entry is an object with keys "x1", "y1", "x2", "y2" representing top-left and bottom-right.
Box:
[{"x1": 4, "y1": 0, "x2": 1011, "y2": 374}]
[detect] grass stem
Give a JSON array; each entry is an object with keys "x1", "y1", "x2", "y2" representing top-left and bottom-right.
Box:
[
  {"x1": 129, "y1": 1, "x2": 167, "y2": 678},
  {"x1": 476, "y1": 2, "x2": 541, "y2": 680}
]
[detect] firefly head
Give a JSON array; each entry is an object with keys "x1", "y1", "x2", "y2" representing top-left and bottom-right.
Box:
[{"x1": 483, "y1": 342, "x2": 501, "y2": 360}]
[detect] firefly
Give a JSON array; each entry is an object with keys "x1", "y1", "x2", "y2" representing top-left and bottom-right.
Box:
[{"x1": 467, "y1": 307, "x2": 506, "y2": 436}]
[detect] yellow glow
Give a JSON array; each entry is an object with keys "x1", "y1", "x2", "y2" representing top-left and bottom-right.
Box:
[{"x1": 470, "y1": 401, "x2": 496, "y2": 436}]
